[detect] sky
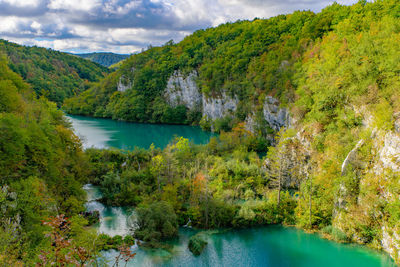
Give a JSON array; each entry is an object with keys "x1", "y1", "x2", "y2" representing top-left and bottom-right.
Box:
[{"x1": 0, "y1": 0, "x2": 357, "y2": 54}]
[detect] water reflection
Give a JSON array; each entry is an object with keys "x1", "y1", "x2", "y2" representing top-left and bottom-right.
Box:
[{"x1": 67, "y1": 115, "x2": 214, "y2": 150}]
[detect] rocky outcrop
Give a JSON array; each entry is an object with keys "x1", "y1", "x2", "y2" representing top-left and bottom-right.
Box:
[
  {"x1": 202, "y1": 92, "x2": 238, "y2": 120},
  {"x1": 378, "y1": 132, "x2": 400, "y2": 173},
  {"x1": 117, "y1": 75, "x2": 131, "y2": 92},
  {"x1": 165, "y1": 70, "x2": 202, "y2": 110},
  {"x1": 382, "y1": 226, "x2": 400, "y2": 262},
  {"x1": 163, "y1": 69, "x2": 290, "y2": 133},
  {"x1": 164, "y1": 70, "x2": 238, "y2": 119},
  {"x1": 245, "y1": 96, "x2": 291, "y2": 134},
  {"x1": 262, "y1": 96, "x2": 290, "y2": 131},
  {"x1": 117, "y1": 67, "x2": 135, "y2": 92}
]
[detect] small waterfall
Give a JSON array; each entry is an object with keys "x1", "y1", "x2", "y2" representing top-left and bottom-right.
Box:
[
  {"x1": 183, "y1": 218, "x2": 192, "y2": 228},
  {"x1": 83, "y1": 184, "x2": 134, "y2": 237}
]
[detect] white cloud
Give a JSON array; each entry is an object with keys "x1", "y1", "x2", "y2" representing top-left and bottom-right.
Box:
[
  {"x1": 0, "y1": 16, "x2": 18, "y2": 32},
  {"x1": 48, "y1": 0, "x2": 101, "y2": 11},
  {"x1": 0, "y1": 0, "x2": 359, "y2": 53},
  {"x1": 31, "y1": 21, "x2": 41, "y2": 29},
  {"x1": 0, "y1": 0, "x2": 40, "y2": 7}
]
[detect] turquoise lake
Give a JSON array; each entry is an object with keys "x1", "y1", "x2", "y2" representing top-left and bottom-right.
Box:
[
  {"x1": 67, "y1": 114, "x2": 214, "y2": 149},
  {"x1": 71, "y1": 115, "x2": 396, "y2": 267}
]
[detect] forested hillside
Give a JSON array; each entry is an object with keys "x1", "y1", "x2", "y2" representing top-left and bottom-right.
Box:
[
  {"x1": 0, "y1": 54, "x2": 105, "y2": 264},
  {"x1": 0, "y1": 40, "x2": 108, "y2": 105},
  {"x1": 63, "y1": 2, "x2": 355, "y2": 130},
  {"x1": 75, "y1": 52, "x2": 130, "y2": 67}
]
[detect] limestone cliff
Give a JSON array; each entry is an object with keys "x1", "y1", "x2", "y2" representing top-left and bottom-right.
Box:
[
  {"x1": 267, "y1": 104, "x2": 400, "y2": 263},
  {"x1": 164, "y1": 70, "x2": 290, "y2": 133},
  {"x1": 117, "y1": 67, "x2": 135, "y2": 92},
  {"x1": 117, "y1": 75, "x2": 131, "y2": 92},
  {"x1": 330, "y1": 109, "x2": 400, "y2": 262},
  {"x1": 165, "y1": 70, "x2": 202, "y2": 110},
  {"x1": 202, "y1": 92, "x2": 238, "y2": 121}
]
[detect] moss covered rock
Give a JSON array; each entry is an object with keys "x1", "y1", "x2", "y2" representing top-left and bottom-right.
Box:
[{"x1": 188, "y1": 233, "x2": 208, "y2": 256}]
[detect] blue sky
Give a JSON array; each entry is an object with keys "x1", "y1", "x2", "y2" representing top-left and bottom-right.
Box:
[{"x1": 0, "y1": 0, "x2": 357, "y2": 54}]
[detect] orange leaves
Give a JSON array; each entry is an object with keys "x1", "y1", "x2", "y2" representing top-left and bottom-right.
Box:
[
  {"x1": 37, "y1": 215, "x2": 99, "y2": 267},
  {"x1": 114, "y1": 245, "x2": 136, "y2": 267},
  {"x1": 193, "y1": 172, "x2": 207, "y2": 195},
  {"x1": 232, "y1": 122, "x2": 252, "y2": 138}
]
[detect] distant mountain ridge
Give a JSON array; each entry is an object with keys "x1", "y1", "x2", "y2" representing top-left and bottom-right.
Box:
[{"x1": 75, "y1": 52, "x2": 130, "y2": 67}]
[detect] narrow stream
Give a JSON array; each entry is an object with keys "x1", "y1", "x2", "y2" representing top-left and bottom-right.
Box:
[{"x1": 84, "y1": 184, "x2": 134, "y2": 237}]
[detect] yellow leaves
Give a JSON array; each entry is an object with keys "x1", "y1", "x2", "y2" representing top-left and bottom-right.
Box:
[
  {"x1": 151, "y1": 154, "x2": 165, "y2": 170},
  {"x1": 373, "y1": 99, "x2": 394, "y2": 131},
  {"x1": 171, "y1": 137, "x2": 190, "y2": 152}
]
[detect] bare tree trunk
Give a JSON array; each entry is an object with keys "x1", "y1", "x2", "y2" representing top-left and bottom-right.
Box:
[{"x1": 136, "y1": 159, "x2": 141, "y2": 171}]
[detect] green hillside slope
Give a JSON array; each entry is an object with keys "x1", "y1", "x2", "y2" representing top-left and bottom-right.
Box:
[
  {"x1": 63, "y1": 2, "x2": 354, "y2": 130},
  {"x1": 0, "y1": 40, "x2": 109, "y2": 105},
  {"x1": 0, "y1": 55, "x2": 98, "y2": 264}
]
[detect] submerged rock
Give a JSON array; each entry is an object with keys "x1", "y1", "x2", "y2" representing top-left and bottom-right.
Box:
[{"x1": 188, "y1": 233, "x2": 208, "y2": 256}]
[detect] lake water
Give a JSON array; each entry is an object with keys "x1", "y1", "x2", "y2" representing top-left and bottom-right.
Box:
[
  {"x1": 72, "y1": 115, "x2": 395, "y2": 267},
  {"x1": 66, "y1": 115, "x2": 214, "y2": 149},
  {"x1": 82, "y1": 185, "x2": 395, "y2": 267}
]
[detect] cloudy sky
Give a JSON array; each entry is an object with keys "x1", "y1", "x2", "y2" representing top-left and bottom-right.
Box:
[{"x1": 0, "y1": 0, "x2": 356, "y2": 54}]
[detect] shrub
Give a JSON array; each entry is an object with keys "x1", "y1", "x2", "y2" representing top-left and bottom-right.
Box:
[
  {"x1": 188, "y1": 233, "x2": 208, "y2": 256},
  {"x1": 321, "y1": 225, "x2": 348, "y2": 242},
  {"x1": 134, "y1": 201, "x2": 178, "y2": 245}
]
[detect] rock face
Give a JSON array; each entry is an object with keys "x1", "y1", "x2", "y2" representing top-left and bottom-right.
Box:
[
  {"x1": 164, "y1": 69, "x2": 290, "y2": 132},
  {"x1": 332, "y1": 111, "x2": 400, "y2": 262},
  {"x1": 202, "y1": 92, "x2": 238, "y2": 120},
  {"x1": 117, "y1": 76, "x2": 131, "y2": 92},
  {"x1": 262, "y1": 96, "x2": 290, "y2": 131},
  {"x1": 117, "y1": 67, "x2": 135, "y2": 92},
  {"x1": 245, "y1": 96, "x2": 290, "y2": 134},
  {"x1": 165, "y1": 70, "x2": 202, "y2": 110},
  {"x1": 382, "y1": 225, "x2": 400, "y2": 262},
  {"x1": 378, "y1": 132, "x2": 400, "y2": 172}
]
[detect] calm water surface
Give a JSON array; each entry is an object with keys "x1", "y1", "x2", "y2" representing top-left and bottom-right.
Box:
[
  {"x1": 100, "y1": 226, "x2": 396, "y2": 267},
  {"x1": 73, "y1": 116, "x2": 395, "y2": 267},
  {"x1": 82, "y1": 185, "x2": 395, "y2": 267},
  {"x1": 67, "y1": 114, "x2": 214, "y2": 149}
]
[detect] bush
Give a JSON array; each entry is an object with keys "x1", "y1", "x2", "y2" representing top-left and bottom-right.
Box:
[
  {"x1": 321, "y1": 225, "x2": 348, "y2": 242},
  {"x1": 213, "y1": 116, "x2": 234, "y2": 133},
  {"x1": 134, "y1": 201, "x2": 178, "y2": 245},
  {"x1": 199, "y1": 115, "x2": 212, "y2": 131},
  {"x1": 188, "y1": 233, "x2": 208, "y2": 256}
]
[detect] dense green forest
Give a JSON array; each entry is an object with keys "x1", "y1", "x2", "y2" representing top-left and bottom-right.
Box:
[
  {"x1": 0, "y1": 39, "x2": 108, "y2": 105},
  {"x1": 75, "y1": 52, "x2": 130, "y2": 67},
  {"x1": 0, "y1": 55, "x2": 101, "y2": 264},
  {"x1": 2, "y1": 0, "x2": 400, "y2": 264}
]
